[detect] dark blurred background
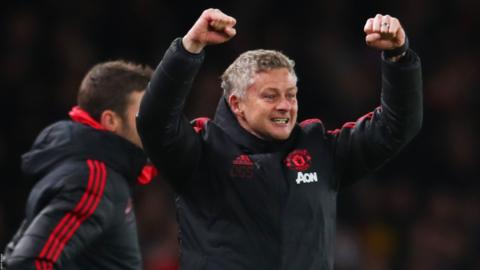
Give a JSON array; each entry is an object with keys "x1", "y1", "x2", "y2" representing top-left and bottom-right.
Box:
[{"x1": 1, "y1": 0, "x2": 479, "y2": 269}]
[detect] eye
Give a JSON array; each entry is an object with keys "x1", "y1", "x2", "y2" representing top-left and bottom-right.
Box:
[
  {"x1": 262, "y1": 93, "x2": 277, "y2": 101},
  {"x1": 286, "y1": 93, "x2": 297, "y2": 100}
]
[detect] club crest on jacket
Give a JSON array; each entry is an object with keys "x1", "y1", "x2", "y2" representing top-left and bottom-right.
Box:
[{"x1": 284, "y1": 149, "x2": 312, "y2": 171}]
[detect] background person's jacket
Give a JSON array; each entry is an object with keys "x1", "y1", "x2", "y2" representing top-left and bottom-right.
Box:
[
  {"x1": 5, "y1": 108, "x2": 148, "y2": 270},
  {"x1": 137, "y1": 38, "x2": 423, "y2": 270}
]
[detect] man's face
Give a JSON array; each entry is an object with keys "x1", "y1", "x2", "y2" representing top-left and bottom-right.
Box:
[
  {"x1": 233, "y1": 68, "x2": 298, "y2": 141},
  {"x1": 118, "y1": 91, "x2": 145, "y2": 148}
]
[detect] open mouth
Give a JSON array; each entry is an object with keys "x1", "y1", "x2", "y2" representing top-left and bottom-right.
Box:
[{"x1": 272, "y1": 118, "x2": 289, "y2": 124}]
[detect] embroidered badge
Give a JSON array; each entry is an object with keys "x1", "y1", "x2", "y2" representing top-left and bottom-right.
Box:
[
  {"x1": 230, "y1": 154, "x2": 254, "y2": 178},
  {"x1": 284, "y1": 149, "x2": 312, "y2": 171}
]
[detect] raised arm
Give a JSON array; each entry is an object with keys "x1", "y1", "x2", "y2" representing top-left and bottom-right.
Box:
[
  {"x1": 333, "y1": 14, "x2": 423, "y2": 187},
  {"x1": 136, "y1": 9, "x2": 236, "y2": 189}
]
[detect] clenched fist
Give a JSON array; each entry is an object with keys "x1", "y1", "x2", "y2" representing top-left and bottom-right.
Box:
[
  {"x1": 364, "y1": 14, "x2": 406, "y2": 51},
  {"x1": 182, "y1": 9, "x2": 237, "y2": 53}
]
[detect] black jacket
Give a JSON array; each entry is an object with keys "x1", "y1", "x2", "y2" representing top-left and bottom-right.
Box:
[
  {"x1": 5, "y1": 109, "x2": 148, "y2": 270},
  {"x1": 137, "y1": 38, "x2": 423, "y2": 270}
]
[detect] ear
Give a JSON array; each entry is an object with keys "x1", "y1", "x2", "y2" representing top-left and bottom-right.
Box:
[
  {"x1": 228, "y1": 94, "x2": 244, "y2": 118},
  {"x1": 100, "y1": 110, "x2": 122, "y2": 133}
]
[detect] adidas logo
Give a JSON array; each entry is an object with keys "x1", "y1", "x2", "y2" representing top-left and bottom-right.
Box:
[
  {"x1": 296, "y1": 172, "x2": 318, "y2": 184},
  {"x1": 231, "y1": 154, "x2": 254, "y2": 178},
  {"x1": 233, "y1": 155, "x2": 253, "y2": 166}
]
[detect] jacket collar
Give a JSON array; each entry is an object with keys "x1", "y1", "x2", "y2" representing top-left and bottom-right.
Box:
[
  {"x1": 68, "y1": 106, "x2": 156, "y2": 184},
  {"x1": 69, "y1": 106, "x2": 106, "y2": 130}
]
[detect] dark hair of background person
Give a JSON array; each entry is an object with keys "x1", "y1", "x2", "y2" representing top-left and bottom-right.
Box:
[{"x1": 78, "y1": 61, "x2": 153, "y2": 121}]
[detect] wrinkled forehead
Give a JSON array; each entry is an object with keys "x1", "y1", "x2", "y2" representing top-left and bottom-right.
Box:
[{"x1": 248, "y1": 68, "x2": 298, "y2": 92}]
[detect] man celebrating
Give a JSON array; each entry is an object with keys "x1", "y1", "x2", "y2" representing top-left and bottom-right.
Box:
[
  {"x1": 137, "y1": 9, "x2": 422, "y2": 270},
  {"x1": 5, "y1": 60, "x2": 155, "y2": 269}
]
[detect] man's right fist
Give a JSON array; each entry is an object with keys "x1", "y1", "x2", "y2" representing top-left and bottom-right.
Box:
[{"x1": 182, "y1": 9, "x2": 237, "y2": 53}]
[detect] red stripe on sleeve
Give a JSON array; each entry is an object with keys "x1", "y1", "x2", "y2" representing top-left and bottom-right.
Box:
[
  {"x1": 35, "y1": 160, "x2": 107, "y2": 267},
  {"x1": 52, "y1": 161, "x2": 107, "y2": 261},
  {"x1": 43, "y1": 160, "x2": 100, "y2": 260},
  {"x1": 35, "y1": 260, "x2": 42, "y2": 270},
  {"x1": 36, "y1": 160, "x2": 97, "y2": 265}
]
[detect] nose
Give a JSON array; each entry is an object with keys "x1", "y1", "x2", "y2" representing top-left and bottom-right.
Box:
[{"x1": 276, "y1": 97, "x2": 292, "y2": 112}]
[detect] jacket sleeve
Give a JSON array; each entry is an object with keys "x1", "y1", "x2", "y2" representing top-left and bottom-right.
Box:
[
  {"x1": 136, "y1": 38, "x2": 205, "y2": 191},
  {"x1": 332, "y1": 50, "x2": 423, "y2": 188},
  {"x1": 6, "y1": 161, "x2": 114, "y2": 269}
]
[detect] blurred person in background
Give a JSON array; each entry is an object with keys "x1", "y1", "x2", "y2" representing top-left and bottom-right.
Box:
[
  {"x1": 137, "y1": 8, "x2": 422, "y2": 270},
  {"x1": 4, "y1": 60, "x2": 156, "y2": 270}
]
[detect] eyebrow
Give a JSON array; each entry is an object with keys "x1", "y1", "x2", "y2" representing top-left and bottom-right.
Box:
[{"x1": 263, "y1": 87, "x2": 298, "y2": 92}]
